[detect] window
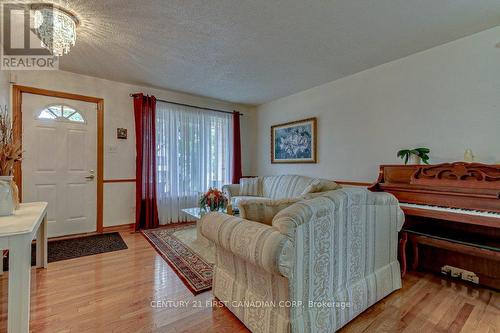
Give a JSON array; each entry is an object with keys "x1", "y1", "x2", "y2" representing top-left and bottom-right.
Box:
[
  {"x1": 155, "y1": 101, "x2": 232, "y2": 223},
  {"x1": 38, "y1": 104, "x2": 85, "y2": 123}
]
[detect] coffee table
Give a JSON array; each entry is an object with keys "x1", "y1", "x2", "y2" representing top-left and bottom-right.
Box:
[
  {"x1": 181, "y1": 208, "x2": 212, "y2": 247},
  {"x1": 181, "y1": 207, "x2": 238, "y2": 247}
]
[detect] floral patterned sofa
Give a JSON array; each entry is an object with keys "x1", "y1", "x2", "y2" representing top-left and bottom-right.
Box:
[{"x1": 200, "y1": 187, "x2": 404, "y2": 333}]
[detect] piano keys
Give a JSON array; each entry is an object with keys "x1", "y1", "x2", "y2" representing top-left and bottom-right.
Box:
[
  {"x1": 399, "y1": 203, "x2": 500, "y2": 228},
  {"x1": 369, "y1": 162, "x2": 500, "y2": 290}
]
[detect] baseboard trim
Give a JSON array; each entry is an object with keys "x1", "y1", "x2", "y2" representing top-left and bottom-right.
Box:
[
  {"x1": 48, "y1": 231, "x2": 101, "y2": 242},
  {"x1": 103, "y1": 179, "x2": 136, "y2": 183},
  {"x1": 46, "y1": 224, "x2": 134, "y2": 242},
  {"x1": 103, "y1": 223, "x2": 135, "y2": 233},
  {"x1": 336, "y1": 180, "x2": 372, "y2": 187}
]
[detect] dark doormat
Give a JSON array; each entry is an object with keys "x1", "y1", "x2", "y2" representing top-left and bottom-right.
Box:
[{"x1": 3, "y1": 232, "x2": 128, "y2": 271}]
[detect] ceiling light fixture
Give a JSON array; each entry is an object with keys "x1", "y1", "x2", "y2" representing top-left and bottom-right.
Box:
[{"x1": 32, "y1": 4, "x2": 79, "y2": 57}]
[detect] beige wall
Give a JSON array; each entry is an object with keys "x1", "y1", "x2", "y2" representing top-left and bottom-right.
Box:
[
  {"x1": 0, "y1": 71, "x2": 8, "y2": 112},
  {"x1": 11, "y1": 70, "x2": 256, "y2": 226},
  {"x1": 5, "y1": 26, "x2": 500, "y2": 224},
  {"x1": 255, "y1": 27, "x2": 500, "y2": 182}
]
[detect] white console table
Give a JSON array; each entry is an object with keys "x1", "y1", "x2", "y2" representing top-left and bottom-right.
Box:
[{"x1": 0, "y1": 202, "x2": 48, "y2": 333}]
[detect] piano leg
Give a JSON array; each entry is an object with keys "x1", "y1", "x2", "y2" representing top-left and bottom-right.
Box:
[
  {"x1": 410, "y1": 234, "x2": 420, "y2": 270},
  {"x1": 399, "y1": 232, "x2": 408, "y2": 277}
]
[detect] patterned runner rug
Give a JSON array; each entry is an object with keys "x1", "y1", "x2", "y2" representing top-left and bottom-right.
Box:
[{"x1": 141, "y1": 223, "x2": 214, "y2": 294}]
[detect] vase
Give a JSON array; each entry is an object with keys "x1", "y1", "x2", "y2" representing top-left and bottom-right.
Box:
[
  {"x1": 11, "y1": 180, "x2": 20, "y2": 209},
  {"x1": 201, "y1": 205, "x2": 223, "y2": 212},
  {"x1": 408, "y1": 155, "x2": 421, "y2": 165},
  {"x1": 0, "y1": 176, "x2": 14, "y2": 216},
  {"x1": 464, "y1": 149, "x2": 474, "y2": 162},
  {"x1": 209, "y1": 206, "x2": 222, "y2": 212}
]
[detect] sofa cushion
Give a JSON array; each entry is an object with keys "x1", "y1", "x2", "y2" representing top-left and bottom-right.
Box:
[
  {"x1": 301, "y1": 179, "x2": 341, "y2": 195},
  {"x1": 239, "y1": 177, "x2": 260, "y2": 196},
  {"x1": 261, "y1": 175, "x2": 318, "y2": 199},
  {"x1": 238, "y1": 198, "x2": 300, "y2": 226},
  {"x1": 260, "y1": 175, "x2": 340, "y2": 199},
  {"x1": 231, "y1": 196, "x2": 271, "y2": 208},
  {"x1": 300, "y1": 189, "x2": 338, "y2": 200}
]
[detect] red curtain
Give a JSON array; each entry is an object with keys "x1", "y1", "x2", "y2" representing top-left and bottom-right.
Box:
[
  {"x1": 231, "y1": 111, "x2": 242, "y2": 184},
  {"x1": 133, "y1": 93, "x2": 159, "y2": 230}
]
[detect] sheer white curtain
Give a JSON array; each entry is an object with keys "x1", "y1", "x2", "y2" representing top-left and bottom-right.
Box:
[{"x1": 156, "y1": 101, "x2": 232, "y2": 224}]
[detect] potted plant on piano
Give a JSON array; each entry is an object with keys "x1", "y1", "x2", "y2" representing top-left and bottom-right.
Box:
[{"x1": 397, "y1": 147, "x2": 430, "y2": 165}]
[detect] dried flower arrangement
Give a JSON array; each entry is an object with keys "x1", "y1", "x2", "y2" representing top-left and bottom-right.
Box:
[
  {"x1": 0, "y1": 111, "x2": 22, "y2": 175},
  {"x1": 0, "y1": 111, "x2": 22, "y2": 208}
]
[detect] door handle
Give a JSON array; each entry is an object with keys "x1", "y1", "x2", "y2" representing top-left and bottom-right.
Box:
[{"x1": 85, "y1": 175, "x2": 95, "y2": 180}]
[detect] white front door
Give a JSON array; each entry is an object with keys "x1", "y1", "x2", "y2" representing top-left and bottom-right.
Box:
[{"x1": 22, "y1": 94, "x2": 97, "y2": 237}]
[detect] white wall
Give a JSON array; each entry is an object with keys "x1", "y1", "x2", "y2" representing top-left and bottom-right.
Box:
[
  {"x1": 0, "y1": 71, "x2": 9, "y2": 112},
  {"x1": 12, "y1": 70, "x2": 256, "y2": 226},
  {"x1": 255, "y1": 27, "x2": 500, "y2": 182}
]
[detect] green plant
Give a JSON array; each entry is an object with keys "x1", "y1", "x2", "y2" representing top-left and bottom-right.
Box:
[{"x1": 397, "y1": 147, "x2": 430, "y2": 165}]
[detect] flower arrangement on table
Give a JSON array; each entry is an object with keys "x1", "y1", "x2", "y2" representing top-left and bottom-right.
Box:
[{"x1": 199, "y1": 188, "x2": 228, "y2": 212}]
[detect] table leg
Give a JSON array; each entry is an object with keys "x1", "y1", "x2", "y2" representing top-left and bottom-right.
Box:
[
  {"x1": 36, "y1": 214, "x2": 48, "y2": 268},
  {"x1": 8, "y1": 236, "x2": 32, "y2": 333},
  {"x1": 0, "y1": 250, "x2": 3, "y2": 275}
]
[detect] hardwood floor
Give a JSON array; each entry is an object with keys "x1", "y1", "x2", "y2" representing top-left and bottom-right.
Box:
[{"x1": 0, "y1": 231, "x2": 498, "y2": 333}]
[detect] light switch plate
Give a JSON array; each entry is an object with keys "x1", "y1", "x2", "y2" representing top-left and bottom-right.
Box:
[{"x1": 107, "y1": 145, "x2": 118, "y2": 153}]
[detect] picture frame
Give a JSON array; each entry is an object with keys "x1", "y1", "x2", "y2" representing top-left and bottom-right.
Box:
[
  {"x1": 271, "y1": 117, "x2": 317, "y2": 163},
  {"x1": 117, "y1": 128, "x2": 128, "y2": 139}
]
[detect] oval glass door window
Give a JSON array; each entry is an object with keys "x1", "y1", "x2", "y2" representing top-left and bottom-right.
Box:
[{"x1": 38, "y1": 104, "x2": 86, "y2": 123}]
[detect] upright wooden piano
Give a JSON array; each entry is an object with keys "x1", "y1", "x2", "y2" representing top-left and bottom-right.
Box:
[{"x1": 369, "y1": 162, "x2": 500, "y2": 289}]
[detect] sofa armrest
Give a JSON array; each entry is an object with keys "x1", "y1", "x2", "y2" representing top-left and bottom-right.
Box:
[
  {"x1": 370, "y1": 192, "x2": 405, "y2": 231},
  {"x1": 222, "y1": 184, "x2": 240, "y2": 198},
  {"x1": 273, "y1": 188, "x2": 405, "y2": 237},
  {"x1": 200, "y1": 212, "x2": 290, "y2": 275}
]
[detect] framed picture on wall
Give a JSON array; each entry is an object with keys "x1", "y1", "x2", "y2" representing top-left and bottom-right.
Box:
[{"x1": 271, "y1": 117, "x2": 317, "y2": 163}]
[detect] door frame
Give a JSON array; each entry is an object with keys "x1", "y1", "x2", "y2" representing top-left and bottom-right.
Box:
[{"x1": 12, "y1": 85, "x2": 104, "y2": 233}]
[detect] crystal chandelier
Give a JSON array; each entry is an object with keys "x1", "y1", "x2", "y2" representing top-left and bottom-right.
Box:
[{"x1": 32, "y1": 5, "x2": 79, "y2": 57}]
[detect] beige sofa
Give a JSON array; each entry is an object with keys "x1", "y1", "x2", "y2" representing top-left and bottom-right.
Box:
[
  {"x1": 222, "y1": 175, "x2": 340, "y2": 208},
  {"x1": 200, "y1": 187, "x2": 404, "y2": 333}
]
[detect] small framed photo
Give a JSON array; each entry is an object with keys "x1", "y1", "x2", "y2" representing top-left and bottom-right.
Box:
[
  {"x1": 271, "y1": 117, "x2": 317, "y2": 163},
  {"x1": 117, "y1": 128, "x2": 127, "y2": 139}
]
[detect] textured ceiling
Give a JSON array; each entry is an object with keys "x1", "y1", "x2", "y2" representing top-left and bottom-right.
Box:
[{"x1": 26, "y1": 0, "x2": 500, "y2": 104}]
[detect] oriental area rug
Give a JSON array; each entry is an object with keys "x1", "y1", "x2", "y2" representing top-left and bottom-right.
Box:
[{"x1": 141, "y1": 223, "x2": 214, "y2": 294}]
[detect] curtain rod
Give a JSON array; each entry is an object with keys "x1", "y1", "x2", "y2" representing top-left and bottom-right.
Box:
[{"x1": 130, "y1": 94, "x2": 243, "y2": 116}]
